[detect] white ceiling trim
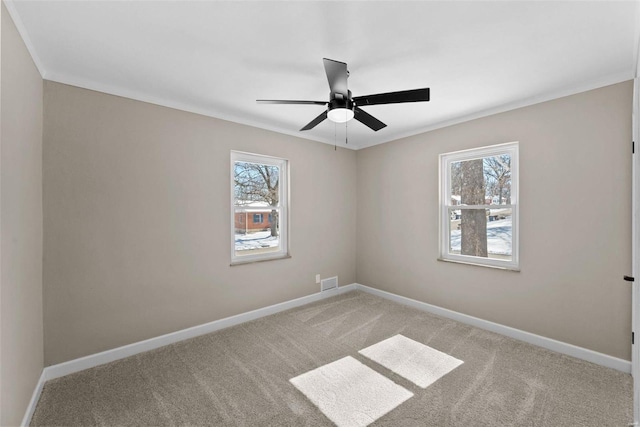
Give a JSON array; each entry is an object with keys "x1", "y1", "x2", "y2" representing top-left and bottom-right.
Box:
[
  {"x1": 44, "y1": 69, "x2": 341, "y2": 149},
  {"x1": 384, "y1": 70, "x2": 635, "y2": 148},
  {"x1": 4, "y1": 0, "x2": 46, "y2": 78},
  {"x1": 45, "y1": 68, "x2": 634, "y2": 152}
]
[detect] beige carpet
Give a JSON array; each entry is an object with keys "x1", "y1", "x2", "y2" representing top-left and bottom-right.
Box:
[{"x1": 31, "y1": 291, "x2": 633, "y2": 426}]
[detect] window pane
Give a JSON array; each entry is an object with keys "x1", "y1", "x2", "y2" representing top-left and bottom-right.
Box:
[
  {"x1": 234, "y1": 209, "x2": 280, "y2": 257},
  {"x1": 233, "y1": 160, "x2": 281, "y2": 257},
  {"x1": 450, "y1": 154, "x2": 512, "y2": 206},
  {"x1": 234, "y1": 161, "x2": 280, "y2": 208},
  {"x1": 449, "y1": 208, "x2": 512, "y2": 260}
]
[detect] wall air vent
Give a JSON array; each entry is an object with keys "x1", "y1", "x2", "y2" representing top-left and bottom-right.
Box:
[{"x1": 321, "y1": 276, "x2": 338, "y2": 292}]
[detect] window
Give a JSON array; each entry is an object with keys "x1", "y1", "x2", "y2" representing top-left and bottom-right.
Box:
[
  {"x1": 231, "y1": 151, "x2": 289, "y2": 264},
  {"x1": 439, "y1": 142, "x2": 519, "y2": 270}
]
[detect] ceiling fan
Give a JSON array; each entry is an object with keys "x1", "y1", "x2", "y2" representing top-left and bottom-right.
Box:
[{"x1": 257, "y1": 58, "x2": 430, "y2": 132}]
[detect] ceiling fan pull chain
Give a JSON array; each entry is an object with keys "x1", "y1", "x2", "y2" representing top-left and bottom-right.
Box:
[
  {"x1": 345, "y1": 120, "x2": 348, "y2": 145},
  {"x1": 334, "y1": 121, "x2": 337, "y2": 151}
]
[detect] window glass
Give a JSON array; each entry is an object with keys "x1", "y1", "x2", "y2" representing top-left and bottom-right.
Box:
[{"x1": 440, "y1": 143, "x2": 518, "y2": 269}]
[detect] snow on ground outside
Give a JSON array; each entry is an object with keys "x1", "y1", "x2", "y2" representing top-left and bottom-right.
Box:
[
  {"x1": 236, "y1": 218, "x2": 512, "y2": 255},
  {"x1": 235, "y1": 230, "x2": 279, "y2": 251},
  {"x1": 450, "y1": 217, "x2": 512, "y2": 255}
]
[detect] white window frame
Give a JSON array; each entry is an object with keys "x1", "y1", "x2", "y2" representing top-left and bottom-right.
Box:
[
  {"x1": 231, "y1": 151, "x2": 289, "y2": 265},
  {"x1": 439, "y1": 142, "x2": 519, "y2": 270}
]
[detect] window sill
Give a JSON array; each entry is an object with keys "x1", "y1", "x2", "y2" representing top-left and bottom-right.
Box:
[
  {"x1": 437, "y1": 257, "x2": 520, "y2": 272},
  {"x1": 230, "y1": 254, "x2": 291, "y2": 266}
]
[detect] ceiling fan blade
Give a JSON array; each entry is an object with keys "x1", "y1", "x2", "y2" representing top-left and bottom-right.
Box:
[
  {"x1": 300, "y1": 110, "x2": 328, "y2": 131},
  {"x1": 354, "y1": 107, "x2": 387, "y2": 131},
  {"x1": 353, "y1": 88, "x2": 430, "y2": 106},
  {"x1": 323, "y1": 58, "x2": 348, "y2": 96},
  {"x1": 257, "y1": 100, "x2": 327, "y2": 105}
]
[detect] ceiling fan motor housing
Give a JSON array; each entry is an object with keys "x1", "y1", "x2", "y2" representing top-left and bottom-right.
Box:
[
  {"x1": 327, "y1": 90, "x2": 355, "y2": 123},
  {"x1": 329, "y1": 90, "x2": 354, "y2": 111}
]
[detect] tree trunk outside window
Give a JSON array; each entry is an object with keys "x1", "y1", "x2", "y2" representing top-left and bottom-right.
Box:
[{"x1": 460, "y1": 159, "x2": 488, "y2": 257}]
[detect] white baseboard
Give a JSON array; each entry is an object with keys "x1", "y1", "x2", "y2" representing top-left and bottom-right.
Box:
[
  {"x1": 43, "y1": 284, "x2": 357, "y2": 382},
  {"x1": 354, "y1": 283, "x2": 631, "y2": 373},
  {"x1": 21, "y1": 284, "x2": 356, "y2": 426},
  {"x1": 24, "y1": 281, "x2": 631, "y2": 425},
  {"x1": 21, "y1": 370, "x2": 46, "y2": 427}
]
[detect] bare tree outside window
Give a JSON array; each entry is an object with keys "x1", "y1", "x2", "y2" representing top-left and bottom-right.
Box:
[
  {"x1": 484, "y1": 154, "x2": 511, "y2": 205},
  {"x1": 234, "y1": 161, "x2": 279, "y2": 237},
  {"x1": 450, "y1": 154, "x2": 512, "y2": 258}
]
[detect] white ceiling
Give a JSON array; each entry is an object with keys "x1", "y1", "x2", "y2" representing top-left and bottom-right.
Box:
[{"x1": 6, "y1": 1, "x2": 640, "y2": 150}]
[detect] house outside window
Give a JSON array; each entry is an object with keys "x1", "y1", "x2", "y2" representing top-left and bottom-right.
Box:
[
  {"x1": 439, "y1": 142, "x2": 519, "y2": 270},
  {"x1": 231, "y1": 151, "x2": 289, "y2": 264}
]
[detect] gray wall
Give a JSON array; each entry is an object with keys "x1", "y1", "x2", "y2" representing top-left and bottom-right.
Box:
[
  {"x1": 43, "y1": 81, "x2": 357, "y2": 365},
  {"x1": 0, "y1": 3, "x2": 44, "y2": 425},
  {"x1": 356, "y1": 81, "x2": 633, "y2": 360}
]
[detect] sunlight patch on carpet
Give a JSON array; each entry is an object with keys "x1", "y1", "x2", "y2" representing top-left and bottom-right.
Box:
[
  {"x1": 359, "y1": 334, "x2": 463, "y2": 388},
  {"x1": 289, "y1": 356, "x2": 413, "y2": 427}
]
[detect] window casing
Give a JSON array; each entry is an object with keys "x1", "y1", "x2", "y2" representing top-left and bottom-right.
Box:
[
  {"x1": 439, "y1": 142, "x2": 519, "y2": 270},
  {"x1": 231, "y1": 151, "x2": 289, "y2": 264}
]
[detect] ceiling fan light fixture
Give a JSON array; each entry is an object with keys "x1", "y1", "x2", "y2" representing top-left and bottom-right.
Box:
[{"x1": 327, "y1": 107, "x2": 354, "y2": 123}]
